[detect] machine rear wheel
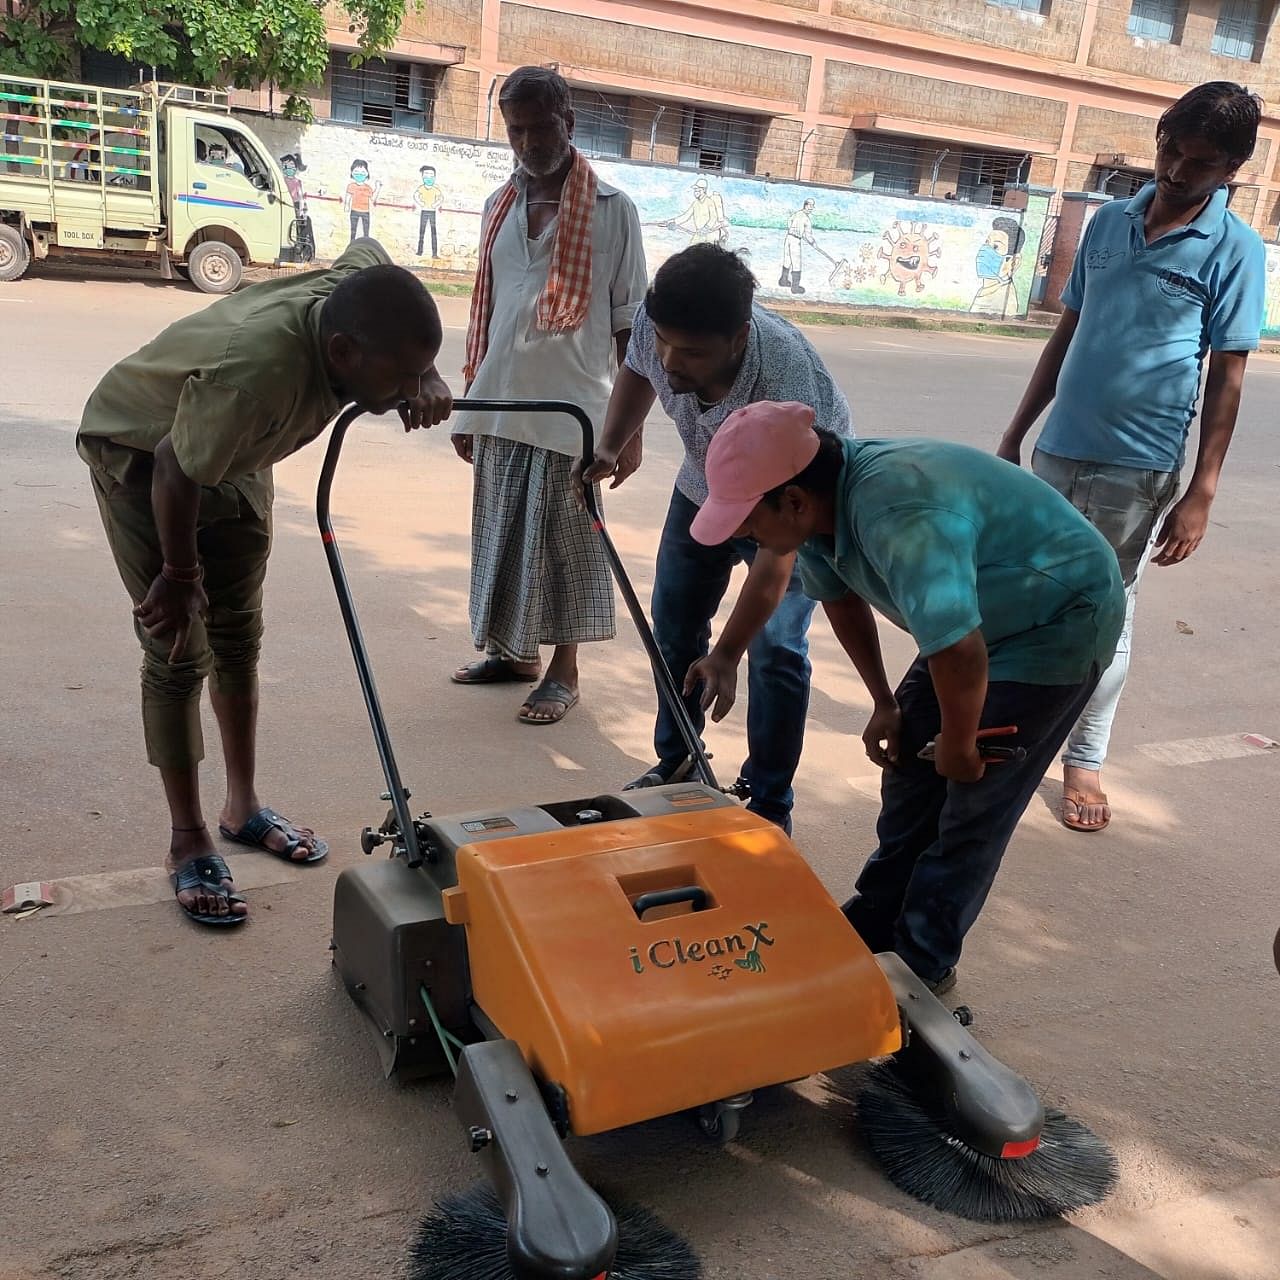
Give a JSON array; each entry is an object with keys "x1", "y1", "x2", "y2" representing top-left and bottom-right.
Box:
[{"x1": 696, "y1": 1096, "x2": 750, "y2": 1144}]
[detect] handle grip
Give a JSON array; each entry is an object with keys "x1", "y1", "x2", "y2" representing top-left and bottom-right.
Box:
[{"x1": 632, "y1": 886, "x2": 709, "y2": 918}]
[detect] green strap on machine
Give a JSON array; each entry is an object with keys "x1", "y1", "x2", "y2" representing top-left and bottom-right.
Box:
[{"x1": 420, "y1": 984, "x2": 467, "y2": 1077}]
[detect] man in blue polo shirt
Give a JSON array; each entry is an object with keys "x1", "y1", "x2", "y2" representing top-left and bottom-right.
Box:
[
  {"x1": 682, "y1": 402, "x2": 1124, "y2": 990},
  {"x1": 1000, "y1": 82, "x2": 1264, "y2": 834},
  {"x1": 576, "y1": 244, "x2": 851, "y2": 833}
]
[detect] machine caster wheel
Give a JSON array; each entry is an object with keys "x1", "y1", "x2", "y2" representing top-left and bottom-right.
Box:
[
  {"x1": 695, "y1": 1093, "x2": 751, "y2": 1144},
  {"x1": 952, "y1": 1005, "x2": 974, "y2": 1027}
]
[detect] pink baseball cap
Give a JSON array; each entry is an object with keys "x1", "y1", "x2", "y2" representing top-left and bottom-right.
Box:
[{"x1": 690, "y1": 401, "x2": 821, "y2": 546}]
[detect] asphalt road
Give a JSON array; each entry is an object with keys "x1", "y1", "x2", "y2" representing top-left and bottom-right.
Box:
[{"x1": 2, "y1": 268, "x2": 1278, "y2": 1280}]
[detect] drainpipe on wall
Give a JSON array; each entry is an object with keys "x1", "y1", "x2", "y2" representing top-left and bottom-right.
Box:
[
  {"x1": 649, "y1": 105, "x2": 665, "y2": 162},
  {"x1": 485, "y1": 76, "x2": 499, "y2": 141},
  {"x1": 929, "y1": 148, "x2": 950, "y2": 197},
  {"x1": 797, "y1": 129, "x2": 813, "y2": 180}
]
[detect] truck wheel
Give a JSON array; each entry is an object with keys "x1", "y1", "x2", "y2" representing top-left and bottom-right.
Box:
[
  {"x1": 0, "y1": 225, "x2": 31, "y2": 283},
  {"x1": 186, "y1": 241, "x2": 242, "y2": 294}
]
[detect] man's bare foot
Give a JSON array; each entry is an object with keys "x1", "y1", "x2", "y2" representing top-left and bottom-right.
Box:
[
  {"x1": 168, "y1": 825, "x2": 248, "y2": 919},
  {"x1": 219, "y1": 799, "x2": 326, "y2": 862},
  {"x1": 1061, "y1": 765, "x2": 1111, "y2": 833}
]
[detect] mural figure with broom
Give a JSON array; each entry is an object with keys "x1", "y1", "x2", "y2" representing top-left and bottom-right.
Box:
[
  {"x1": 666, "y1": 177, "x2": 729, "y2": 245},
  {"x1": 779, "y1": 198, "x2": 815, "y2": 294}
]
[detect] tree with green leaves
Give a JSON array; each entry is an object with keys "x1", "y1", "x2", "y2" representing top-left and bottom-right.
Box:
[{"x1": 0, "y1": 0, "x2": 412, "y2": 117}]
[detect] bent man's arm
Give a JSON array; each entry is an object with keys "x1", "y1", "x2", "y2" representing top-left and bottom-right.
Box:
[
  {"x1": 824, "y1": 594, "x2": 900, "y2": 768},
  {"x1": 926, "y1": 629, "x2": 988, "y2": 782},
  {"x1": 685, "y1": 551, "x2": 794, "y2": 723}
]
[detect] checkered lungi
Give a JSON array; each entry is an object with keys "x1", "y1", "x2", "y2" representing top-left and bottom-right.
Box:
[{"x1": 469, "y1": 435, "x2": 616, "y2": 663}]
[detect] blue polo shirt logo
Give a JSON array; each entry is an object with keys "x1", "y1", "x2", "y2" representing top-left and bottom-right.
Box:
[
  {"x1": 1156, "y1": 268, "x2": 1204, "y2": 303},
  {"x1": 1086, "y1": 245, "x2": 1115, "y2": 271}
]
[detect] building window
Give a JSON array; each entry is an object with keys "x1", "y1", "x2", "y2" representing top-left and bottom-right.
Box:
[
  {"x1": 1093, "y1": 166, "x2": 1151, "y2": 198},
  {"x1": 329, "y1": 54, "x2": 438, "y2": 132},
  {"x1": 987, "y1": 0, "x2": 1047, "y2": 12},
  {"x1": 956, "y1": 150, "x2": 1029, "y2": 206},
  {"x1": 852, "y1": 137, "x2": 920, "y2": 196},
  {"x1": 1213, "y1": 0, "x2": 1265, "y2": 58},
  {"x1": 1127, "y1": 0, "x2": 1181, "y2": 42},
  {"x1": 679, "y1": 107, "x2": 760, "y2": 174},
  {"x1": 571, "y1": 90, "x2": 631, "y2": 159}
]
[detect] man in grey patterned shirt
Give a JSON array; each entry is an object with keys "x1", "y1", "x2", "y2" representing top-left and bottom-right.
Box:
[{"x1": 577, "y1": 244, "x2": 852, "y2": 832}]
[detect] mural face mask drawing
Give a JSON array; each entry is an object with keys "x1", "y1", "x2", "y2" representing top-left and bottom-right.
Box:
[{"x1": 976, "y1": 243, "x2": 1007, "y2": 280}]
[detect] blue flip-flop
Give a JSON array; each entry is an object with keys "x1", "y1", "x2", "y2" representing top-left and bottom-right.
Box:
[
  {"x1": 171, "y1": 853, "x2": 248, "y2": 927},
  {"x1": 218, "y1": 806, "x2": 328, "y2": 864}
]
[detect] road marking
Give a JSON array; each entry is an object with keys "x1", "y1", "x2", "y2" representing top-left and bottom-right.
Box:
[
  {"x1": 1136, "y1": 733, "x2": 1278, "y2": 766},
  {"x1": 8, "y1": 859, "x2": 320, "y2": 918}
]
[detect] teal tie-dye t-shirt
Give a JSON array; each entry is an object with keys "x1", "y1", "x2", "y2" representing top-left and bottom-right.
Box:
[{"x1": 797, "y1": 438, "x2": 1124, "y2": 686}]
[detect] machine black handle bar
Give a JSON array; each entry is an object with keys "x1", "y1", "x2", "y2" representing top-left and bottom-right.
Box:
[{"x1": 316, "y1": 399, "x2": 720, "y2": 864}]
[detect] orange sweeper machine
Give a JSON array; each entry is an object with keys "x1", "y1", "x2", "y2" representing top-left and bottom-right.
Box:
[{"x1": 320, "y1": 402, "x2": 1116, "y2": 1280}]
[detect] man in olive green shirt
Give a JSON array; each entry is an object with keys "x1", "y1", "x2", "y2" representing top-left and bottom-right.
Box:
[{"x1": 78, "y1": 238, "x2": 452, "y2": 928}]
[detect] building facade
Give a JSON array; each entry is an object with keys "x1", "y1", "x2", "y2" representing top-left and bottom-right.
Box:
[{"x1": 227, "y1": 0, "x2": 1280, "y2": 235}]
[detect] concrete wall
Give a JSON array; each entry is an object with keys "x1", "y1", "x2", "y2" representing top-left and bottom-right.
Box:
[
  {"x1": 240, "y1": 111, "x2": 1051, "y2": 318},
  {"x1": 822, "y1": 61, "x2": 1068, "y2": 146},
  {"x1": 832, "y1": 0, "x2": 1085, "y2": 60},
  {"x1": 1087, "y1": 0, "x2": 1280, "y2": 102},
  {"x1": 499, "y1": 5, "x2": 810, "y2": 107}
]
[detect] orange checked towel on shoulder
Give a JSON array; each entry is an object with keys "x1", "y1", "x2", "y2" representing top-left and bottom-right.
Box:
[{"x1": 463, "y1": 148, "x2": 599, "y2": 381}]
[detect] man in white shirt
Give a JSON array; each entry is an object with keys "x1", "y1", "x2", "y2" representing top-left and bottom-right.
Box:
[{"x1": 450, "y1": 66, "x2": 648, "y2": 725}]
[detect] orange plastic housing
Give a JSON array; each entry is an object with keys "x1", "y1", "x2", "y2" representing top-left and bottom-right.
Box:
[{"x1": 442, "y1": 806, "x2": 903, "y2": 1135}]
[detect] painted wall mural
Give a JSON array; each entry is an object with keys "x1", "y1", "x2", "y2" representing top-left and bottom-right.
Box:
[
  {"x1": 241, "y1": 114, "x2": 1050, "y2": 319},
  {"x1": 1264, "y1": 243, "x2": 1280, "y2": 339}
]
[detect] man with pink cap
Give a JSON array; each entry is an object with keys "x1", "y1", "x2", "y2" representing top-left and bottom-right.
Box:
[{"x1": 687, "y1": 402, "x2": 1124, "y2": 991}]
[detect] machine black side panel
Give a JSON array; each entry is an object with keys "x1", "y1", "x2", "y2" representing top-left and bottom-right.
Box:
[
  {"x1": 455, "y1": 1040, "x2": 617, "y2": 1280},
  {"x1": 877, "y1": 952, "x2": 1044, "y2": 1156},
  {"x1": 332, "y1": 860, "x2": 472, "y2": 1078}
]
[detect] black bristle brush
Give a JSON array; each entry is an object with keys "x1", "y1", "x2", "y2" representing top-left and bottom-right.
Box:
[{"x1": 408, "y1": 1183, "x2": 702, "y2": 1280}]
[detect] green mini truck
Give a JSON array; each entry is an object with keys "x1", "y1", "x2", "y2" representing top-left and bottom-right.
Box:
[{"x1": 0, "y1": 75, "x2": 314, "y2": 292}]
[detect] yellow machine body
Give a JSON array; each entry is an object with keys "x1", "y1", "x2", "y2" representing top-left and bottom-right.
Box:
[{"x1": 442, "y1": 805, "x2": 903, "y2": 1136}]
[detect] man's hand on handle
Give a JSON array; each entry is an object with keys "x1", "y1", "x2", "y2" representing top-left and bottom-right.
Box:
[
  {"x1": 398, "y1": 370, "x2": 453, "y2": 431},
  {"x1": 572, "y1": 434, "x2": 643, "y2": 508}
]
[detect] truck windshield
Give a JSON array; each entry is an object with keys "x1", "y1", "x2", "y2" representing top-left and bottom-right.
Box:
[{"x1": 194, "y1": 124, "x2": 274, "y2": 193}]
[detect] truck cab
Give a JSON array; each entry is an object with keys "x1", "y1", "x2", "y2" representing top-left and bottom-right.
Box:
[{"x1": 165, "y1": 104, "x2": 299, "y2": 291}]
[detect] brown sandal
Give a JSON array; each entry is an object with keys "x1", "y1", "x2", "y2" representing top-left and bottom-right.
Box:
[{"x1": 1061, "y1": 786, "x2": 1111, "y2": 833}]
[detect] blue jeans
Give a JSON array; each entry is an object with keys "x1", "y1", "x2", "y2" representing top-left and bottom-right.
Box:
[
  {"x1": 844, "y1": 656, "x2": 1100, "y2": 982},
  {"x1": 1032, "y1": 449, "x2": 1179, "y2": 771},
  {"x1": 651, "y1": 488, "x2": 814, "y2": 831}
]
